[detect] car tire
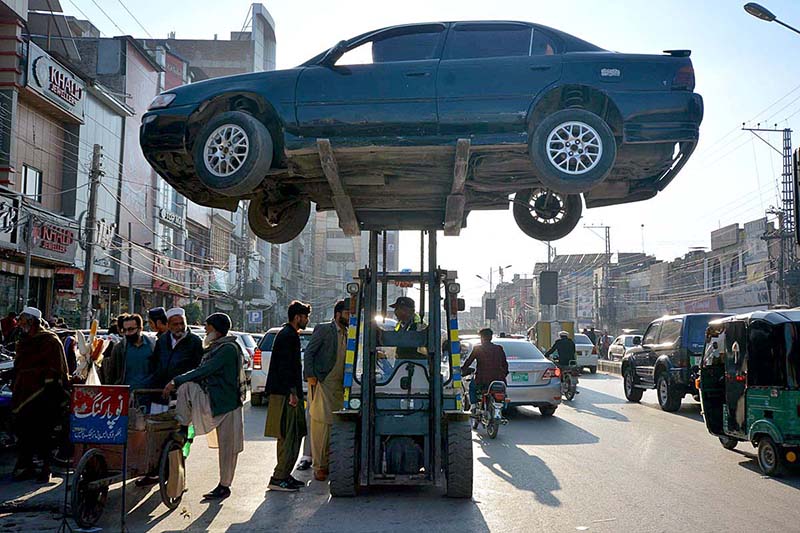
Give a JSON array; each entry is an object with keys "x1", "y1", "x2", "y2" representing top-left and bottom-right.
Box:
[
  {"x1": 589, "y1": 366, "x2": 597, "y2": 374},
  {"x1": 757, "y1": 436, "x2": 785, "y2": 477},
  {"x1": 512, "y1": 188, "x2": 582, "y2": 241},
  {"x1": 529, "y1": 108, "x2": 616, "y2": 193},
  {"x1": 719, "y1": 436, "x2": 738, "y2": 450},
  {"x1": 193, "y1": 111, "x2": 273, "y2": 196},
  {"x1": 250, "y1": 392, "x2": 263, "y2": 407},
  {"x1": 656, "y1": 372, "x2": 681, "y2": 412},
  {"x1": 539, "y1": 406, "x2": 557, "y2": 417},
  {"x1": 623, "y1": 366, "x2": 643, "y2": 403},
  {"x1": 248, "y1": 192, "x2": 311, "y2": 244}
]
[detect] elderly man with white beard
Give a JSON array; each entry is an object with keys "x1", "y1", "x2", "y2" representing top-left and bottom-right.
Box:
[
  {"x1": 150, "y1": 307, "x2": 203, "y2": 413},
  {"x1": 162, "y1": 313, "x2": 246, "y2": 500}
]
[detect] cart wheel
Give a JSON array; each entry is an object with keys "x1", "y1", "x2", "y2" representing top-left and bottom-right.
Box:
[
  {"x1": 159, "y1": 439, "x2": 185, "y2": 510},
  {"x1": 71, "y1": 449, "x2": 109, "y2": 528}
]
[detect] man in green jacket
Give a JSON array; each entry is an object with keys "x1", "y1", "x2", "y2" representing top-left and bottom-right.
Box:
[{"x1": 162, "y1": 313, "x2": 245, "y2": 501}]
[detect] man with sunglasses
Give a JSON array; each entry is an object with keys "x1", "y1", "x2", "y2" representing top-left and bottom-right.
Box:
[{"x1": 103, "y1": 313, "x2": 156, "y2": 391}]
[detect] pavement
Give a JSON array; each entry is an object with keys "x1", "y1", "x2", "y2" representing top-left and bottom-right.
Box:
[{"x1": 1, "y1": 373, "x2": 799, "y2": 532}]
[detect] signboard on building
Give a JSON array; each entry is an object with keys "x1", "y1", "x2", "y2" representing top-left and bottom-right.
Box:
[
  {"x1": 0, "y1": 194, "x2": 19, "y2": 249},
  {"x1": 27, "y1": 42, "x2": 85, "y2": 122},
  {"x1": 158, "y1": 207, "x2": 184, "y2": 228},
  {"x1": 153, "y1": 255, "x2": 187, "y2": 295},
  {"x1": 23, "y1": 217, "x2": 78, "y2": 264},
  {"x1": 710, "y1": 223, "x2": 740, "y2": 251},
  {"x1": 743, "y1": 217, "x2": 769, "y2": 265},
  {"x1": 70, "y1": 385, "x2": 130, "y2": 445},
  {"x1": 720, "y1": 280, "x2": 772, "y2": 311}
]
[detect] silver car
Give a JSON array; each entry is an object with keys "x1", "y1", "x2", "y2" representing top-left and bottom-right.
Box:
[
  {"x1": 463, "y1": 337, "x2": 561, "y2": 417},
  {"x1": 608, "y1": 334, "x2": 642, "y2": 361},
  {"x1": 249, "y1": 326, "x2": 313, "y2": 407}
]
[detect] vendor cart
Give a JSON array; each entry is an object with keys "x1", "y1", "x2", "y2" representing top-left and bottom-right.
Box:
[{"x1": 70, "y1": 389, "x2": 185, "y2": 528}]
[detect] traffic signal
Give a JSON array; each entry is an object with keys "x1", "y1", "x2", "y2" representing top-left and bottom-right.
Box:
[
  {"x1": 484, "y1": 298, "x2": 497, "y2": 320},
  {"x1": 540, "y1": 271, "x2": 558, "y2": 305}
]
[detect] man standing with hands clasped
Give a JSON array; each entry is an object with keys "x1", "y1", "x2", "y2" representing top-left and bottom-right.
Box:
[
  {"x1": 264, "y1": 301, "x2": 311, "y2": 492},
  {"x1": 305, "y1": 300, "x2": 349, "y2": 482}
]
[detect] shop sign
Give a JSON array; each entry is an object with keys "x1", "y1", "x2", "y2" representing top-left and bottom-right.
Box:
[
  {"x1": 28, "y1": 219, "x2": 78, "y2": 263},
  {"x1": 153, "y1": 254, "x2": 187, "y2": 295},
  {"x1": 70, "y1": 385, "x2": 129, "y2": 445},
  {"x1": 720, "y1": 281, "x2": 772, "y2": 310},
  {"x1": 0, "y1": 195, "x2": 19, "y2": 248},
  {"x1": 27, "y1": 42, "x2": 85, "y2": 122},
  {"x1": 159, "y1": 207, "x2": 184, "y2": 227}
]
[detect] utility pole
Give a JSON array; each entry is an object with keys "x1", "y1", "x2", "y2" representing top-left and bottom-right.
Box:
[
  {"x1": 21, "y1": 212, "x2": 33, "y2": 308},
  {"x1": 128, "y1": 222, "x2": 134, "y2": 313},
  {"x1": 585, "y1": 224, "x2": 611, "y2": 330},
  {"x1": 81, "y1": 144, "x2": 103, "y2": 328}
]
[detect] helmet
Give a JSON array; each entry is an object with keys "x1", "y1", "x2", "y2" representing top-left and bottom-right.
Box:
[{"x1": 558, "y1": 331, "x2": 569, "y2": 338}]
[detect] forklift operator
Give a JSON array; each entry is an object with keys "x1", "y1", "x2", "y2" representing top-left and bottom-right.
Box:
[{"x1": 377, "y1": 297, "x2": 428, "y2": 376}]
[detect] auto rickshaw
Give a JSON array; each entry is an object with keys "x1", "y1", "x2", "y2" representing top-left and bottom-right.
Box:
[{"x1": 698, "y1": 310, "x2": 800, "y2": 476}]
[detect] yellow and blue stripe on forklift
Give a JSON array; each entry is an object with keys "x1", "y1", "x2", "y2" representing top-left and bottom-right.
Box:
[
  {"x1": 449, "y1": 317, "x2": 463, "y2": 410},
  {"x1": 342, "y1": 314, "x2": 359, "y2": 408}
]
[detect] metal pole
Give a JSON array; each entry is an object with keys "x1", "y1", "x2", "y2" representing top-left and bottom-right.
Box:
[
  {"x1": 22, "y1": 213, "x2": 33, "y2": 308},
  {"x1": 242, "y1": 236, "x2": 249, "y2": 332},
  {"x1": 81, "y1": 144, "x2": 102, "y2": 328},
  {"x1": 419, "y1": 231, "x2": 425, "y2": 320},
  {"x1": 127, "y1": 222, "x2": 134, "y2": 314}
]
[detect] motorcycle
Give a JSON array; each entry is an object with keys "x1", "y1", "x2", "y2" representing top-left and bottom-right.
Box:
[
  {"x1": 559, "y1": 361, "x2": 580, "y2": 401},
  {"x1": 462, "y1": 369, "x2": 509, "y2": 439}
]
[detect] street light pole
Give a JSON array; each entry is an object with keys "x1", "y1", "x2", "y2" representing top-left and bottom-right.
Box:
[{"x1": 745, "y1": 3, "x2": 800, "y2": 35}]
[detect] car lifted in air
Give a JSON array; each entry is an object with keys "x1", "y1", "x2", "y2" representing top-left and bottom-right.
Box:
[{"x1": 140, "y1": 20, "x2": 703, "y2": 243}]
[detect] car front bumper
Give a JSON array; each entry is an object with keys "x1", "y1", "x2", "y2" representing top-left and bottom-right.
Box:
[{"x1": 140, "y1": 103, "x2": 197, "y2": 154}]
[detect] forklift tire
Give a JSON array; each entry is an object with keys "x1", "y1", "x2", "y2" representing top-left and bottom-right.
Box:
[
  {"x1": 445, "y1": 420, "x2": 473, "y2": 498},
  {"x1": 757, "y1": 436, "x2": 785, "y2": 477},
  {"x1": 329, "y1": 420, "x2": 358, "y2": 497}
]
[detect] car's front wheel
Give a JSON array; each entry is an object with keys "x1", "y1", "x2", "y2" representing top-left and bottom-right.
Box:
[
  {"x1": 529, "y1": 108, "x2": 616, "y2": 193},
  {"x1": 512, "y1": 188, "x2": 582, "y2": 241},
  {"x1": 248, "y1": 192, "x2": 310, "y2": 244},
  {"x1": 193, "y1": 111, "x2": 273, "y2": 196}
]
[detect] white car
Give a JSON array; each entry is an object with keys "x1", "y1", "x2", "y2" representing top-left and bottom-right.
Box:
[
  {"x1": 608, "y1": 334, "x2": 642, "y2": 361},
  {"x1": 573, "y1": 333, "x2": 598, "y2": 374},
  {"x1": 249, "y1": 326, "x2": 313, "y2": 407}
]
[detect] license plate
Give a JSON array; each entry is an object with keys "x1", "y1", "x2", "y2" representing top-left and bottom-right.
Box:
[{"x1": 511, "y1": 372, "x2": 529, "y2": 383}]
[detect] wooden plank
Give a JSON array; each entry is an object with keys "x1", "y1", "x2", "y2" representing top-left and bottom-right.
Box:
[
  {"x1": 451, "y1": 138, "x2": 471, "y2": 194},
  {"x1": 317, "y1": 139, "x2": 360, "y2": 236},
  {"x1": 444, "y1": 194, "x2": 466, "y2": 236}
]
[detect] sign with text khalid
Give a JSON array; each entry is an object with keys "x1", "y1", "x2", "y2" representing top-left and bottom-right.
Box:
[{"x1": 70, "y1": 385, "x2": 130, "y2": 445}]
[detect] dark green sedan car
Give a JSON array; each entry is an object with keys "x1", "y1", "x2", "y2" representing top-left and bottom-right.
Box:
[{"x1": 140, "y1": 21, "x2": 703, "y2": 243}]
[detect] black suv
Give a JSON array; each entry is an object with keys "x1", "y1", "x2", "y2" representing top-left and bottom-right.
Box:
[{"x1": 621, "y1": 313, "x2": 730, "y2": 411}]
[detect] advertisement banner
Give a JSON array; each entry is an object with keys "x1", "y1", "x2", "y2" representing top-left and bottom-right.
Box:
[{"x1": 70, "y1": 385, "x2": 130, "y2": 445}]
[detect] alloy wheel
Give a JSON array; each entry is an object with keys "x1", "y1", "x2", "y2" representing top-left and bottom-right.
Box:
[
  {"x1": 546, "y1": 121, "x2": 603, "y2": 175},
  {"x1": 203, "y1": 124, "x2": 250, "y2": 177}
]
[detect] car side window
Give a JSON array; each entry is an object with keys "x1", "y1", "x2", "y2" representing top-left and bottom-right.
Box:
[
  {"x1": 336, "y1": 25, "x2": 445, "y2": 66},
  {"x1": 443, "y1": 23, "x2": 532, "y2": 60},
  {"x1": 658, "y1": 319, "x2": 683, "y2": 345},
  {"x1": 643, "y1": 323, "x2": 660, "y2": 346},
  {"x1": 531, "y1": 30, "x2": 557, "y2": 56}
]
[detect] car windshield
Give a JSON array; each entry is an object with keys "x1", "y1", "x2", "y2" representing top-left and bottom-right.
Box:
[
  {"x1": 494, "y1": 340, "x2": 546, "y2": 361},
  {"x1": 259, "y1": 331, "x2": 312, "y2": 352},
  {"x1": 239, "y1": 334, "x2": 256, "y2": 348},
  {"x1": 574, "y1": 334, "x2": 592, "y2": 345}
]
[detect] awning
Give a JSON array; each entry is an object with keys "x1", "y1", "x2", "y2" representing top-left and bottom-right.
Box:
[{"x1": 0, "y1": 259, "x2": 53, "y2": 278}]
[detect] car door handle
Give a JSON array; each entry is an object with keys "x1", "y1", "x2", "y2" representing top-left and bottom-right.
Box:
[
  {"x1": 530, "y1": 65, "x2": 552, "y2": 71},
  {"x1": 405, "y1": 72, "x2": 431, "y2": 77}
]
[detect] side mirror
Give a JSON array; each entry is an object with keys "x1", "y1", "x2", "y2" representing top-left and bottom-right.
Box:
[
  {"x1": 457, "y1": 298, "x2": 466, "y2": 312},
  {"x1": 633, "y1": 337, "x2": 642, "y2": 346},
  {"x1": 320, "y1": 40, "x2": 348, "y2": 66}
]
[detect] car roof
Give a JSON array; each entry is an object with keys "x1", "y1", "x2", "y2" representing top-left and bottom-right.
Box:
[{"x1": 710, "y1": 309, "x2": 800, "y2": 326}]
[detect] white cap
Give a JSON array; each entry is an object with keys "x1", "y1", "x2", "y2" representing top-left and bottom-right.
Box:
[
  {"x1": 21, "y1": 306, "x2": 42, "y2": 319},
  {"x1": 166, "y1": 307, "x2": 186, "y2": 319},
  {"x1": 558, "y1": 331, "x2": 569, "y2": 337}
]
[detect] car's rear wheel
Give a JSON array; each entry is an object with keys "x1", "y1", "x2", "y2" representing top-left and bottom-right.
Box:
[
  {"x1": 530, "y1": 108, "x2": 616, "y2": 193},
  {"x1": 757, "y1": 437, "x2": 785, "y2": 477},
  {"x1": 623, "y1": 366, "x2": 643, "y2": 402},
  {"x1": 589, "y1": 366, "x2": 597, "y2": 374},
  {"x1": 512, "y1": 188, "x2": 582, "y2": 241},
  {"x1": 193, "y1": 111, "x2": 273, "y2": 196},
  {"x1": 656, "y1": 372, "x2": 681, "y2": 412},
  {"x1": 539, "y1": 405, "x2": 557, "y2": 417},
  {"x1": 248, "y1": 192, "x2": 310, "y2": 244}
]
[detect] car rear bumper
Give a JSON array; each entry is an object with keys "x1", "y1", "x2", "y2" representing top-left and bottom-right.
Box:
[
  {"x1": 577, "y1": 354, "x2": 598, "y2": 367},
  {"x1": 140, "y1": 103, "x2": 196, "y2": 154},
  {"x1": 611, "y1": 91, "x2": 703, "y2": 144},
  {"x1": 506, "y1": 380, "x2": 562, "y2": 407}
]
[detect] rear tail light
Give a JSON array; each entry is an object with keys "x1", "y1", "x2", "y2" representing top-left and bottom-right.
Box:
[
  {"x1": 253, "y1": 348, "x2": 262, "y2": 370},
  {"x1": 543, "y1": 367, "x2": 561, "y2": 379},
  {"x1": 672, "y1": 64, "x2": 695, "y2": 91}
]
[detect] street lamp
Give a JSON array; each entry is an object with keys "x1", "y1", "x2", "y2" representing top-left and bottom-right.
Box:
[{"x1": 744, "y1": 3, "x2": 800, "y2": 36}]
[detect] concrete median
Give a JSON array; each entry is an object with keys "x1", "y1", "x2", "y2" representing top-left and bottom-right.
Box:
[{"x1": 598, "y1": 360, "x2": 622, "y2": 376}]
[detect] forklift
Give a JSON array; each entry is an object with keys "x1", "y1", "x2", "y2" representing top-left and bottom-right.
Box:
[{"x1": 328, "y1": 230, "x2": 473, "y2": 498}]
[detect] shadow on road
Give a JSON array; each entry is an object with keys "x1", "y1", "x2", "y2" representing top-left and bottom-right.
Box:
[
  {"x1": 732, "y1": 449, "x2": 800, "y2": 490},
  {"x1": 504, "y1": 408, "x2": 599, "y2": 446},
  {"x1": 477, "y1": 439, "x2": 560, "y2": 507},
  {"x1": 561, "y1": 386, "x2": 629, "y2": 422},
  {"x1": 639, "y1": 397, "x2": 704, "y2": 423}
]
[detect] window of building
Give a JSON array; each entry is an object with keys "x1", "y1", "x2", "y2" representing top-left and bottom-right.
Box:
[
  {"x1": 22, "y1": 165, "x2": 42, "y2": 203},
  {"x1": 210, "y1": 224, "x2": 231, "y2": 268},
  {"x1": 443, "y1": 23, "x2": 532, "y2": 60}
]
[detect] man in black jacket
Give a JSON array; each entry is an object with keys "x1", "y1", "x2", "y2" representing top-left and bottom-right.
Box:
[
  {"x1": 149, "y1": 308, "x2": 203, "y2": 409},
  {"x1": 264, "y1": 300, "x2": 311, "y2": 492}
]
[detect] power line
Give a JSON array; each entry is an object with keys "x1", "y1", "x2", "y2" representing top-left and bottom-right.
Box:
[{"x1": 115, "y1": 0, "x2": 153, "y2": 39}]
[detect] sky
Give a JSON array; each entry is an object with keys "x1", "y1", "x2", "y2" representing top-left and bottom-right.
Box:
[{"x1": 58, "y1": 0, "x2": 800, "y2": 306}]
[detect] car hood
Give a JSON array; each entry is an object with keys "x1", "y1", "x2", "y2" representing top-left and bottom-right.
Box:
[{"x1": 159, "y1": 67, "x2": 305, "y2": 108}]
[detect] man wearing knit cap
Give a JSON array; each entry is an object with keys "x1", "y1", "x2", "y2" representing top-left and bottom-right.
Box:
[
  {"x1": 147, "y1": 307, "x2": 169, "y2": 338},
  {"x1": 163, "y1": 312, "x2": 246, "y2": 500}
]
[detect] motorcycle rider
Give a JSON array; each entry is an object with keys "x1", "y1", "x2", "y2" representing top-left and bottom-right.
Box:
[
  {"x1": 544, "y1": 331, "x2": 577, "y2": 368},
  {"x1": 460, "y1": 328, "x2": 509, "y2": 412}
]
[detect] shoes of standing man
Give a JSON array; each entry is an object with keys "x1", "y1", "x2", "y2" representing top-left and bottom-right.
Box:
[
  {"x1": 314, "y1": 469, "x2": 329, "y2": 482},
  {"x1": 202, "y1": 484, "x2": 231, "y2": 500},
  {"x1": 296, "y1": 459, "x2": 312, "y2": 471},
  {"x1": 287, "y1": 476, "x2": 306, "y2": 489},
  {"x1": 268, "y1": 477, "x2": 299, "y2": 492}
]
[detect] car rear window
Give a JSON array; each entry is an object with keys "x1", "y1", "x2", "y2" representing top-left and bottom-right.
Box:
[
  {"x1": 574, "y1": 334, "x2": 592, "y2": 345},
  {"x1": 687, "y1": 315, "x2": 729, "y2": 347},
  {"x1": 239, "y1": 334, "x2": 256, "y2": 348},
  {"x1": 444, "y1": 23, "x2": 532, "y2": 60},
  {"x1": 495, "y1": 340, "x2": 545, "y2": 361},
  {"x1": 258, "y1": 332, "x2": 311, "y2": 352}
]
